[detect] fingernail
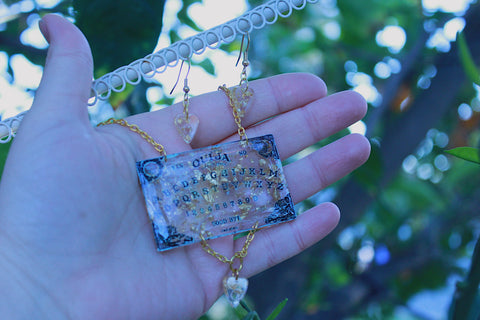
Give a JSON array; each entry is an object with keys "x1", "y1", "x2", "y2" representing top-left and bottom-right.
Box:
[{"x1": 38, "y1": 18, "x2": 50, "y2": 43}]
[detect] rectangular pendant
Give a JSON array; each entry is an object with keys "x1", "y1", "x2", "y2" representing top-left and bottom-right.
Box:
[{"x1": 136, "y1": 134, "x2": 296, "y2": 251}]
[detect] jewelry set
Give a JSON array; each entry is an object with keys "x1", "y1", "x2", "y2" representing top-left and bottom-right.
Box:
[{"x1": 98, "y1": 34, "x2": 296, "y2": 308}]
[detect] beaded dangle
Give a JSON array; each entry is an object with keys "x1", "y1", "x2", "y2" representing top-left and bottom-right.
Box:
[
  {"x1": 172, "y1": 60, "x2": 200, "y2": 144},
  {"x1": 219, "y1": 33, "x2": 254, "y2": 129}
]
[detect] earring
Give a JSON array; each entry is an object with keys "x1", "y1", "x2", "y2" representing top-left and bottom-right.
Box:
[
  {"x1": 234, "y1": 33, "x2": 254, "y2": 118},
  {"x1": 172, "y1": 60, "x2": 199, "y2": 144},
  {"x1": 218, "y1": 33, "x2": 254, "y2": 133}
]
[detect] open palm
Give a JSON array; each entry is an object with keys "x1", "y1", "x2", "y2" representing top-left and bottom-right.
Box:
[{"x1": 0, "y1": 15, "x2": 370, "y2": 319}]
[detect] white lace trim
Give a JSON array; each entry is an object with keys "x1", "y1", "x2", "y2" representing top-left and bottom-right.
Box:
[{"x1": 0, "y1": 0, "x2": 317, "y2": 142}]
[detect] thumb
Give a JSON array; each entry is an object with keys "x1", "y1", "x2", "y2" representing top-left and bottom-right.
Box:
[{"x1": 28, "y1": 14, "x2": 94, "y2": 126}]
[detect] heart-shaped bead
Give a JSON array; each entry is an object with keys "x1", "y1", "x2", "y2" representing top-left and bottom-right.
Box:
[
  {"x1": 174, "y1": 113, "x2": 199, "y2": 144},
  {"x1": 223, "y1": 276, "x2": 248, "y2": 308},
  {"x1": 230, "y1": 83, "x2": 254, "y2": 118}
]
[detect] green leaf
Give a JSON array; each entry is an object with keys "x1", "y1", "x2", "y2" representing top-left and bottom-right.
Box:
[
  {"x1": 265, "y1": 298, "x2": 288, "y2": 320},
  {"x1": 155, "y1": 96, "x2": 175, "y2": 106},
  {"x1": 194, "y1": 58, "x2": 216, "y2": 75},
  {"x1": 0, "y1": 141, "x2": 11, "y2": 181},
  {"x1": 457, "y1": 32, "x2": 480, "y2": 86},
  {"x1": 240, "y1": 299, "x2": 253, "y2": 313},
  {"x1": 109, "y1": 85, "x2": 135, "y2": 109},
  {"x1": 445, "y1": 147, "x2": 480, "y2": 164},
  {"x1": 242, "y1": 311, "x2": 260, "y2": 320},
  {"x1": 233, "y1": 231, "x2": 249, "y2": 240},
  {"x1": 177, "y1": 0, "x2": 203, "y2": 32},
  {"x1": 169, "y1": 29, "x2": 181, "y2": 44}
]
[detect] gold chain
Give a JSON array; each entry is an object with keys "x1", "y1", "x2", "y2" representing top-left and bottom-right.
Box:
[
  {"x1": 209, "y1": 42, "x2": 257, "y2": 278},
  {"x1": 183, "y1": 79, "x2": 190, "y2": 121},
  {"x1": 97, "y1": 118, "x2": 166, "y2": 157},
  {"x1": 200, "y1": 221, "x2": 259, "y2": 279},
  {"x1": 219, "y1": 33, "x2": 251, "y2": 142},
  {"x1": 218, "y1": 85, "x2": 248, "y2": 141},
  {"x1": 239, "y1": 56, "x2": 249, "y2": 87}
]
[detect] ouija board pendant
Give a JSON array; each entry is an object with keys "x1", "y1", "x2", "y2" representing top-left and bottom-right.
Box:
[{"x1": 136, "y1": 134, "x2": 296, "y2": 251}]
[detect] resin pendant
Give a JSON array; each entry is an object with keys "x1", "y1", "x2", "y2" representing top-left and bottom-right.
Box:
[
  {"x1": 231, "y1": 83, "x2": 254, "y2": 118},
  {"x1": 174, "y1": 113, "x2": 199, "y2": 144},
  {"x1": 136, "y1": 135, "x2": 296, "y2": 251},
  {"x1": 223, "y1": 276, "x2": 248, "y2": 308}
]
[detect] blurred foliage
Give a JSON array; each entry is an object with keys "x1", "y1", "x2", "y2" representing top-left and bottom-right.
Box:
[
  {"x1": 242, "y1": 0, "x2": 480, "y2": 319},
  {"x1": 458, "y1": 31, "x2": 480, "y2": 86},
  {"x1": 73, "y1": 0, "x2": 166, "y2": 76},
  {"x1": 447, "y1": 38, "x2": 480, "y2": 319},
  {"x1": 2, "y1": 0, "x2": 480, "y2": 319},
  {"x1": 0, "y1": 0, "x2": 70, "y2": 66}
]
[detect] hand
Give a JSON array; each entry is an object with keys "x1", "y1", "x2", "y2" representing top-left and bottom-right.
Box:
[{"x1": 0, "y1": 14, "x2": 370, "y2": 319}]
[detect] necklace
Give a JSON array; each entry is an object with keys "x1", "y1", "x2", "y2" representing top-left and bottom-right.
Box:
[
  {"x1": 200, "y1": 221, "x2": 259, "y2": 307},
  {"x1": 97, "y1": 83, "x2": 296, "y2": 308}
]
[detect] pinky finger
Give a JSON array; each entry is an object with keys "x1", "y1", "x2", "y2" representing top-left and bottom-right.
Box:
[{"x1": 241, "y1": 202, "x2": 340, "y2": 277}]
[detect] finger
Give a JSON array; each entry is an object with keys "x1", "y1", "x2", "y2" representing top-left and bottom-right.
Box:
[
  {"x1": 194, "y1": 73, "x2": 327, "y2": 146},
  {"x1": 132, "y1": 73, "x2": 327, "y2": 151},
  {"x1": 29, "y1": 14, "x2": 93, "y2": 125},
  {"x1": 221, "y1": 90, "x2": 367, "y2": 159},
  {"x1": 241, "y1": 202, "x2": 340, "y2": 277},
  {"x1": 285, "y1": 133, "x2": 371, "y2": 203}
]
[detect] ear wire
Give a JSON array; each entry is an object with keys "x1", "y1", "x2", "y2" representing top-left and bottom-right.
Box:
[
  {"x1": 235, "y1": 33, "x2": 250, "y2": 67},
  {"x1": 170, "y1": 59, "x2": 191, "y2": 95}
]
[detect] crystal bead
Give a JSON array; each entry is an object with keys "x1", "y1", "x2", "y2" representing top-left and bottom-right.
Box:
[
  {"x1": 174, "y1": 113, "x2": 199, "y2": 144},
  {"x1": 231, "y1": 83, "x2": 254, "y2": 118},
  {"x1": 223, "y1": 276, "x2": 248, "y2": 308}
]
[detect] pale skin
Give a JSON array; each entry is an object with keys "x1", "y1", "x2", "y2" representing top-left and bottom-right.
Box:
[{"x1": 0, "y1": 14, "x2": 370, "y2": 319}]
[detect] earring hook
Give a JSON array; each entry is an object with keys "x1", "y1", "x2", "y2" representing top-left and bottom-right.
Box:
[
  {"x1": 170, "y1": 59, "x2": 191, "y2": 95},
  {"x1": 236, "y1": 33, "x2": 250, "y2": 67}
]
